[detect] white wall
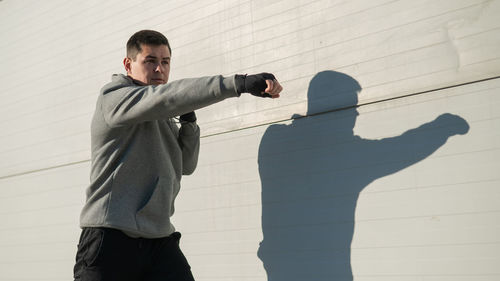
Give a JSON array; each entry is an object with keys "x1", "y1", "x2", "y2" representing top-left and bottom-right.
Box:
[{"x1": 0, "y1": 0, "x2": 499, "y2": 280}]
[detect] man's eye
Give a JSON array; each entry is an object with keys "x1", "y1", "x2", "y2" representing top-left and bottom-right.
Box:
[{"x1": 162, "y1": 61, "x2": 169, "y2": 65}]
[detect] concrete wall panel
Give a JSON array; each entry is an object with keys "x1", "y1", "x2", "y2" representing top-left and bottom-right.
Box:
[{"x1": 0, "y1": 1, "x2": 499, "y2": 280}]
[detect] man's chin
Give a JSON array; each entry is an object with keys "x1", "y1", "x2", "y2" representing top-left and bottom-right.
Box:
[{"x1": 151, "y1": 79, "x2": 165, "y2": 85}]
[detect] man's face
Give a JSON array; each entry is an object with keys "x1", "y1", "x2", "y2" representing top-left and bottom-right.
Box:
[{"x1": 123, "y1": 44, "x2": 171, "y2": 85}]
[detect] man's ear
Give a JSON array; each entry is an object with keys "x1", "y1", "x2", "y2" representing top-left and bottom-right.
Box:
[{"x1": 123, "y1": 57, "x2": 132, "y2": 74}]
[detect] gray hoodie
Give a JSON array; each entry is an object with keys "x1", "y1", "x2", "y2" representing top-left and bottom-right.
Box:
[{"x1": 80, "y1": 74, "x2": 239, "y2": 238}]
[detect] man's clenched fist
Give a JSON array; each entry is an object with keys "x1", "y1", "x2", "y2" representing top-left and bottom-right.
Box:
[{"x1": 235, "y1": 73, "x2": 283, "y2": 98}]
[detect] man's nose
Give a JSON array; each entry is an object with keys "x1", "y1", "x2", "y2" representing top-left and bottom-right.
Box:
[{"x1": 154, "y1": 64, "x2": 162, "y2": 73}]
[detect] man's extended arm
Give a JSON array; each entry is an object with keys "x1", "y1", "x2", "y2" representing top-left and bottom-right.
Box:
[
  {"x1": 100, "y1": 73, "x2": 281, "y2": 128},
  {"x1": 101, "y1": 75, "x2": 238, "y2": 128}
]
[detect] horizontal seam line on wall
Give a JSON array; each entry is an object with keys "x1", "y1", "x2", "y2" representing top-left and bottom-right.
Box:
[
  {"x1": 0, "y1": 159, "x2": 90, "y2": 180},
  {"x1": 202, "y1": 75, "x2": 500, "y2": 138},
  {"x1": 1, "y1": 75, "x2": 499, "y2": 180}
]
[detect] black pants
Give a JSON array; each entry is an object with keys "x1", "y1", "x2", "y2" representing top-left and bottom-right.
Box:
[{"x1": 74, "y1": 227, "x2": 195, "y2": 281}]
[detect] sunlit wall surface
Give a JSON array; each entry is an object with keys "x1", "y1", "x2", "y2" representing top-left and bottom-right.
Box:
[{"x1": 1, "y1": 1, "x2": 499, "y2": 280}]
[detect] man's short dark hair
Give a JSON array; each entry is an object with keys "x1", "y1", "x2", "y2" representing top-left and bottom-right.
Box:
[{"x1": 126, "y1": 30, "x2": 171, "y2": 60}]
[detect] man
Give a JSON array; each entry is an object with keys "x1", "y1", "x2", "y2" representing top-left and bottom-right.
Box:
[{"x1": 74, "y1": 29, "x2": 282, "y2": 281}]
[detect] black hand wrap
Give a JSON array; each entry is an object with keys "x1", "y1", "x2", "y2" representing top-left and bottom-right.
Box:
[
  {"x1": 179, "y1": 111, "x2": 197, "y2": 123},
  {"x1": 235, "y1": 73, "x2": 275, "y2": 98}
]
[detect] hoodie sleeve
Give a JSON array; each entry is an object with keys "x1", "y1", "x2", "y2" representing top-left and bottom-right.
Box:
[
  {"x1": 101, "y1": 75, "x2": 239, "y2": 127},
  {"x1": 178, "y1": 122, "x2": 200, "y2": 175}
]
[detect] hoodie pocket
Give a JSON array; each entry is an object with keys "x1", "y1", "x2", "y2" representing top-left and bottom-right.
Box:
[{"x1": 135, "y1": 177, "x2": 174, "y2": 233}]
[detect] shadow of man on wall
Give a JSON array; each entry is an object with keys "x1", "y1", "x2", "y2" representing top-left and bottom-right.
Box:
[{"x1": 257, "y1": 71, "x2": 469, "y2": 281}]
